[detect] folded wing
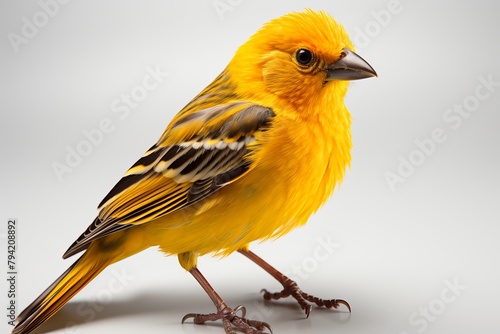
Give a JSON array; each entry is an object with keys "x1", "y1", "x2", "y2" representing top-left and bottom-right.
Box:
[{"x1": 63, "y1": 102, "x2": 275, "y2": 259}]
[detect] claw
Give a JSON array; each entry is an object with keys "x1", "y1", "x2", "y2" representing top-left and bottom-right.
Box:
[
  {"x1": 304, "y1": 304, "x2": 312, "y2": 318},
  {"x1": 335, "y1": 299, "x2": 351, "y2": 313},
  {"x1": 262, "y1": 321, "x2": 273, "y2": 334},
  {"x1": 233, "y1": 305, "x2": 246, "y2": 318},
  {"x1": 182, "y1": 311, "x2": 219, "y2": 325},
  {"x1": 181, "y1": 313, "x2": 195, "y2": 324}
]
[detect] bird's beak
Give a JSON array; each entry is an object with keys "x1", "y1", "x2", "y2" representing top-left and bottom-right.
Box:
[{"x1": 325, "y1": 48, "x2": 377, "y2": 81}]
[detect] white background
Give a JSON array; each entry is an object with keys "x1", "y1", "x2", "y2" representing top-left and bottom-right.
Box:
[{"x1": 1, "y1": 1, "x2": 499, "y2": 333}]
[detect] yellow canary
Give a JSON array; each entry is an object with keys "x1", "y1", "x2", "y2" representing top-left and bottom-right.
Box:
[{"x1": 13, "y1": 9, "x2": 376, "y2": 334}]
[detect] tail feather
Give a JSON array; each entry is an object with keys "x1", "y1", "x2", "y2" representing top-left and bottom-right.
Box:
[{"x1": 12, "y1": 253, "x2": 109, "y2": 334}]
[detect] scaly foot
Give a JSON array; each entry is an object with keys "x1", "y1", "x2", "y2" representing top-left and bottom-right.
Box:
[
  {"x1": 182, "y1": 304, "x2": 272, "y2": 334},
  {"x1": 261, "y1": 277, "x2": 351, "y2": 317}
]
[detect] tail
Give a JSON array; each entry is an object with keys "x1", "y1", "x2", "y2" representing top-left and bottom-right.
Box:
[{"x1": 12, "y1": 251, "x2": 110, "y2": 334}]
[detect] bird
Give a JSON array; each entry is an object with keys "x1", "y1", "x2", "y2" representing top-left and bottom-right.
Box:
[{"x1": 12, "y1": 8, "x2": 376, "y2": 334}]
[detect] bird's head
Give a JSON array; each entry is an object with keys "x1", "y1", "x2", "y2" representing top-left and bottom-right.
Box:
[{"x1": 228, "y1": 9, "x2": 376, "y2": 110}]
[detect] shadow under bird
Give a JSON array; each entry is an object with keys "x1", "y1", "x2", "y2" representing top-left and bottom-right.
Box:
[{"x1": 13, "y1": 9, "x2": 377, "y2": 334}]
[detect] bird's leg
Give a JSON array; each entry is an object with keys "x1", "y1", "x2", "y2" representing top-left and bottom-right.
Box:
[
  {"x1": 182, "y1": 266, "x2": 272, "y2": 334},
  {"x1": 238, "y1": 249, "x2": 351, "y2": 317}
]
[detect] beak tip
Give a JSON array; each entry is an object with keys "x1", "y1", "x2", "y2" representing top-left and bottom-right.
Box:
[{"x1": 326, "y1": 48, "x2": 377, "y2": 81}]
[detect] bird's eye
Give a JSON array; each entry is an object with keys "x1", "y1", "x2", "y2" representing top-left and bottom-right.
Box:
[{"x1": 295, "y1": 49, "x2": 315, "y2": 67}]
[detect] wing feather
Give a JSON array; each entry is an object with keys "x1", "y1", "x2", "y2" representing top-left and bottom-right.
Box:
[{"x1": 63, "y1": 102, "x2": 275, "y2": 259}]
